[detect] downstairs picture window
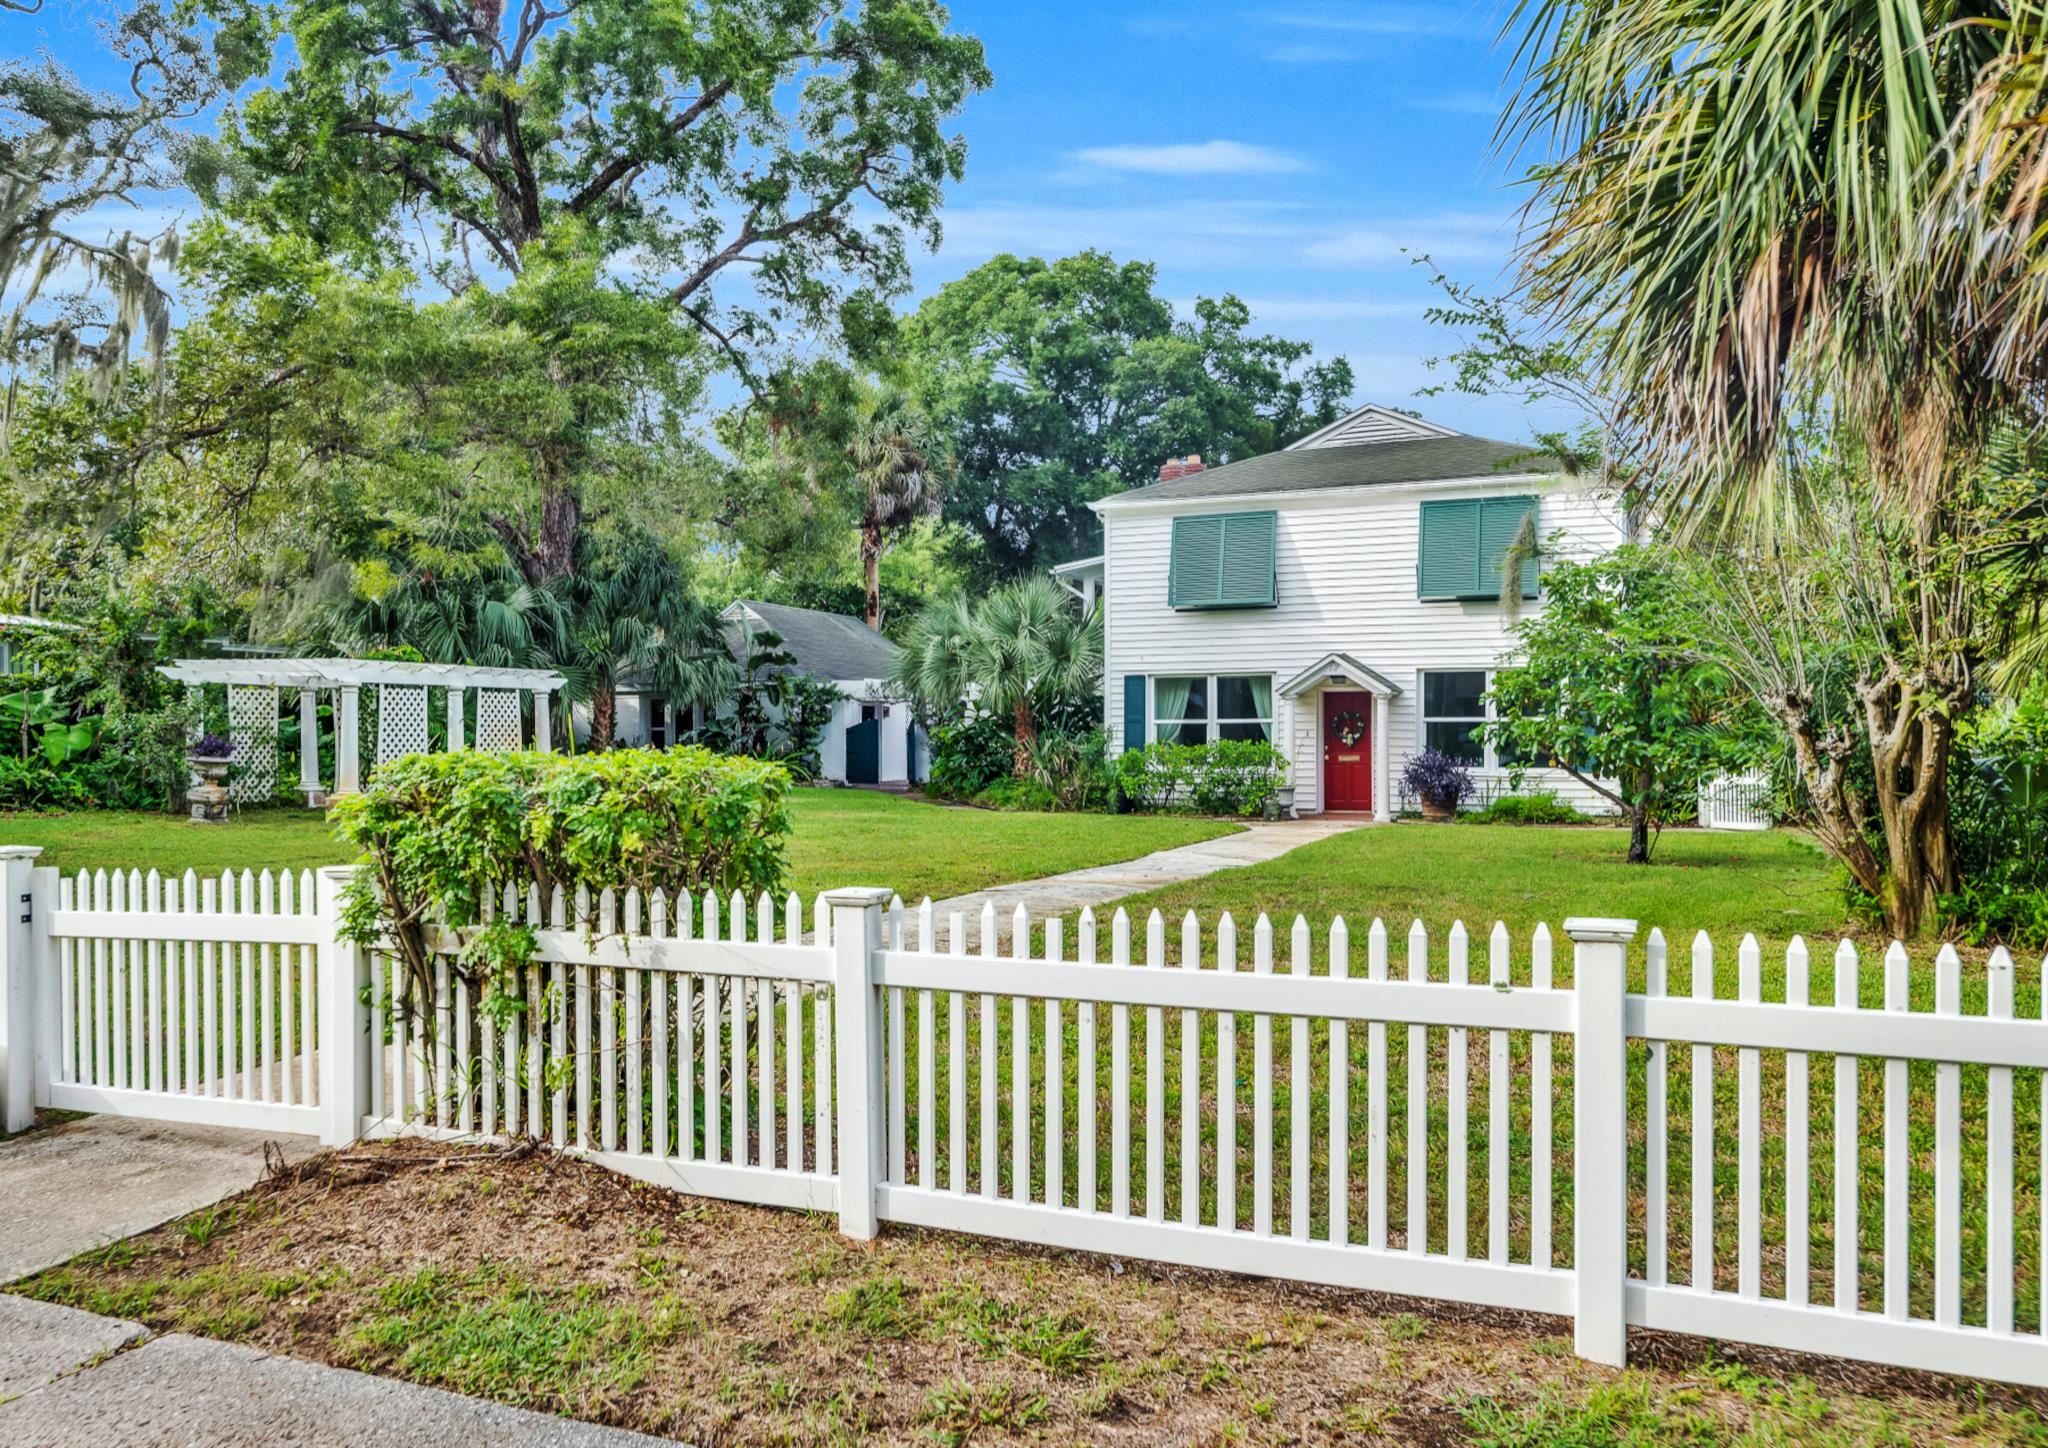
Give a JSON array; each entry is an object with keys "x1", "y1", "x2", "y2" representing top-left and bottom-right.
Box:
[
  {"x1": 1153, "y1": 674, "x2": 1274, "y2": 744},
  {"x1": 1418, "y1": 669, "x2": 1547, "y2": 769}
]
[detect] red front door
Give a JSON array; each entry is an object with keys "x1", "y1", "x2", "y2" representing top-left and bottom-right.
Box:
[{"x1": 1322, "y1": 691, "x2": 1373, "y2": 812}]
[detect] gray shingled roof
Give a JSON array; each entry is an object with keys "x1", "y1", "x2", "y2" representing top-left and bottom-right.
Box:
[
  {"x1": 726, "y1": 600, "x2": 900, "y2": 682},
  {"x1": 1096, "y1": 433, "x2": 1559, "y2": 507}
]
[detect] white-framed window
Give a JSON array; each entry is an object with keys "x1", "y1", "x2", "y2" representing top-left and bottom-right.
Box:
[
  {"x1": 1417, "y1": 669, "x2": 1540, "y2": 769},
  {"x1": 1153, "y1": 674, "x2": 1274, "y2": 744}
]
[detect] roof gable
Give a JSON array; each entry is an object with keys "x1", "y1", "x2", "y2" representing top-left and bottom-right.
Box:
[{"x1": 1284, "y1": 404, "x2": 1459, "y2": 451}]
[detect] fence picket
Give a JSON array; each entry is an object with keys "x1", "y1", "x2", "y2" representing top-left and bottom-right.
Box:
[
  {"x1": 1448, "y1": 922, "x2": 1469, "y2": 1261},
  {"x1": 1532, "y1": 923, "x2": 1553, "y2": 1271},
  {"x1": 785, "y1": 894, "x2": 803, "y2": 1172},
  {"x1": 761, "y1": 892, "x2": 781, "y2": 1171},
  {"x1": 949, "y1": 909, "x2": 966, "y2": 1194},
  {"x1": 1989, "y1": 947, "x2": 2015, "y2": 1335},
  {"x1": 1330, "y1": 918, "x2": 1350, "y2": 1247},
  {"x1": 1407, "y1": 920, "x2": 1427, "y2": 1256},
  {"x1": 1046, "y1": 917, "x2": 1064, "y2": 1210},
  {"x1": 1217, "y1": 913, "x2": 1238, "y2": 1234},
  {"x1": 1368, "y1": 919, "x2": 1388, "y2": 1251},
  {"x1": 889, "y1": 894, "x2": 906, "y2": 1182},
  {"x1": 1146, "y1": 909, "x2": 1165, "y2": 1224},
  {"x1": 1885, "y1": 941, "x2": 1909, "y2": 1321},
  {"x1": 1014, "y1": 905, "x2": 1032, "y2": 1206},
  {"x1": 146, "y1": 871, "x2": 164, "y2": 1095},
  {"x1": 1254, "y1": 914, "x2": 1274, "y2": 1237},
  {"x1": 983, "y1": 901, "x2": 1000, "y2": 1199},
  {"x1": 1181, "y1": 911, "x2": 1201, "y2": 1226},
  {"x1": 1785, "y1": 937, "x2": 1810, "y2": 1306},
  {"x1": 1835, "y1": 940, "x2": 1860, "y2": 1313},
  {"x1": 1738, "y1": 933, "x2": 1761, "y2": 1298},
  {"x1": 1290, "y1": 915, "x2": 1310, "y2": 1242},
  {"x1": 1488, "y1": 922, "x2": 1509, "y2": 1266},
  {"x1": 1691, "y1": 932, "x2": 1715, "y2": 1293},
  {"x1": 1112, "y1": 908, "x2": 1131, "y2": 1217},
  {"x1": 1078, "y1": 909, "x2": 1097, "y2": 1215},
  {"x1": 1936, "y1": 943, "x2": 1962, "y2": 1326},
  {"x1": 918, "y1": 899, "x2": 936, "y2": 1189}
]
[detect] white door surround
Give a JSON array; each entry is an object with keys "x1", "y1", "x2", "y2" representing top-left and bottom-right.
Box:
[{"x1": 1278, "y1": 653, "x2": 1399, "y2": 822}]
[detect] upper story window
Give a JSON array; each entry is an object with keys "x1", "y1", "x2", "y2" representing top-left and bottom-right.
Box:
[
  {"x1": 1416, "y1": 496, "x2": 1539, "y2": 601},
  {"x1": 1168, "y1": 511, "x2": 1278, "y2": 610}
]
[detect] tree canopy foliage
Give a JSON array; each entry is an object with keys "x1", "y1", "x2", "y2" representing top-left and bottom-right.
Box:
[{"x1": 902, "y1": 251, "x2": 1354, "y2": 578}]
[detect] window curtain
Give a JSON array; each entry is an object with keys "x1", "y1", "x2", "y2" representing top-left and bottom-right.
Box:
[
  {"x1": 1249, "y1": 675, "x2": 1273, "y2": 740},
  {"x1": 1153, "y1": 676, "x2": 1193, "y2": 738}
]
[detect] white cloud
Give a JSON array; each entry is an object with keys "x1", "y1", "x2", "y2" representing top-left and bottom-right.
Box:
[
  {"x1": 1070, "y1": 140, "x2": 1310, "y2": 176},
  {"x1": 937, "y1": 199, "x2": 1313, "y2": 270},
  {"x1": 1302, "y1": 211, "x2": 1513, "y2": 266},
  {"x1": 1265, "y1": 42, "x2": 1361, "y2": 63}
]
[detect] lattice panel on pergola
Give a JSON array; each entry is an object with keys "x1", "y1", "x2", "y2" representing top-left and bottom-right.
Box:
[
  {"x1": 376, "y1": 685, "x2": 431, "y2": 766},
  {"x1": 226, "y1": 684, "x2": 279, "y2": 804},
  {"x1": 474, "y1": 690, "x2": 522, "y2": 751}
]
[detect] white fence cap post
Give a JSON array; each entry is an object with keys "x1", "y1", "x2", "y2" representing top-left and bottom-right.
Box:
[
  {"x1": 822, "y1": 887, "x2": 896, "y2": 908},
  {"x1": 0, "y1": 846, "x2": 44, "y2": 860},
  {"x1": 1563, "y1": 917, "x2": 1638, "y2": 945}
]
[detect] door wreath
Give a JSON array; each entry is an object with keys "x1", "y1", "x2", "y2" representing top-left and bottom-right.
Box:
[{"x1": 1331, "y1": 710, "x2": 1367, "y2": 748}]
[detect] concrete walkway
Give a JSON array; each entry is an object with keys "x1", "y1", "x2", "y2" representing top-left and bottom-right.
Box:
[
  {"x1": 0, "y1": 1295, "x2": 671, "y2": 1445},
  {"x1": 0, "y1": 1117, "x2": 320, "y2": 1284},
  {"x1": 909, "y1": 815, "x2": 1367, "y2": 948}
]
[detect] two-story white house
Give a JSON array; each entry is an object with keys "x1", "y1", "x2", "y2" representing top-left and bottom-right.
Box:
[{"x1": 1082, "y1": 404, "x2": 1631, "y2": 819}]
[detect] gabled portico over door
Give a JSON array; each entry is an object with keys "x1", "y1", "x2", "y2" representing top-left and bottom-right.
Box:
[{"x1": 1279, "y1": 653, "x2": 1401, "y2": 822}]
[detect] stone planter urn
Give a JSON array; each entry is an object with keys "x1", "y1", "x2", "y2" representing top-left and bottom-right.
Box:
[
  {"x1": 186, "y1": 737, "x2": 236, "y2": 824},
  {"x1": 1263, "y1": 784, "x2": 1297, "y2": 821}
]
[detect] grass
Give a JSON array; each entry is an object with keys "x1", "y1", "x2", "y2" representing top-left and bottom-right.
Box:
[
  {"x1": 1100, "y1": 821, "x2": 1848, "y2": 958},
  {"x1": 0, "y1": 789, "x2": 1238, "y2": 904},
  {"x1": 18, "y1": 1137, "x2": 2048, "y2": 1444}
]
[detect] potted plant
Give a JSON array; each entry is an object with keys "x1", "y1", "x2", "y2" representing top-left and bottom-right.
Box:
[
  {"x1": 1403, "y1": 748, "x2": 1473, "y2": 822},
  {"x1": 185, "y1": 732, "x2": 236, "y2": 824}
]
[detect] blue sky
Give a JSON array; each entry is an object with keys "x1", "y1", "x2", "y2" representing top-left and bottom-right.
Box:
[{"x1": 23, "y1": 1, "x2": 1557, "y2": 442}]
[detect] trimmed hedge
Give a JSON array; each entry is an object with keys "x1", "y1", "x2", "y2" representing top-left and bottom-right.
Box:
[{"x1": 1115, "y1": 739, "x2": 1286, "y2": 817}]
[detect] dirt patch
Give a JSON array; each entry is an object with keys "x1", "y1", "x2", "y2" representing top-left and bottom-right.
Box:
[{"x1": 16, "y1": 1138, "x2": 2048, "y2": 1445}]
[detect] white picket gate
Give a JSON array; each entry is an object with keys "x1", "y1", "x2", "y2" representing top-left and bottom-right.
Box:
[
  {"x1": 1699, "y1": 769, "x2": 1773, "y2": 829},
  {"x1": 4, "y1": 842, "x2": 2048, "y2": 1389}
]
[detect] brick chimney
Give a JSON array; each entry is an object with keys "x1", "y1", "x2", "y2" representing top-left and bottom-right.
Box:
[{"x1": 1158, "y1": 453, "x2": 1203, "y2": 482}]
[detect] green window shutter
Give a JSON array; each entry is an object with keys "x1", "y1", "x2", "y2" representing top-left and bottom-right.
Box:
[
  {"x1": 1122, "y1": 675, "x2": 1147, "y2": 751},
  {"x1": 1481, "y1": 495, "x2": 1539, "y2": 599},
  {"x1": 1169, "y1": 512, "x2": 1277, "y2": 609},
  {"x1": 1168, "y1": 515, "x2": 1226, "y2": 607},
  {"x1": 1417, "y1": 498, "x2": 1482, "y2": 599}
]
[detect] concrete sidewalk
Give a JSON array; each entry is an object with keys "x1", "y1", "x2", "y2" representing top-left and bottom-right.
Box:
[
  {"x1": 0, "y1": 1295, "x2": 673, "y2": 1446},
  {"x1": 907, "y1": 815, "x2": 1368, "y2": 948},
  {"x1": 0, "y1": 1116, "x2": 320, "y2": 1285}
]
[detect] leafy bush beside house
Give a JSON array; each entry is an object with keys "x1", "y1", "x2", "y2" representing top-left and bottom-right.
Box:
[
  {"x1": 1942, "y1": 691, "x2": 2048, "y2": 947},
  {"x1": 1115, "y1": 739, "x2": 1286, "y2": 817}
]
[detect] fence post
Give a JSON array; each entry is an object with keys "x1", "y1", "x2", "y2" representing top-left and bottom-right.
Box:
[
  {"x1": 0, "y1": 846, "x2": 44, "y2": 1134},
  {"x1": 827, "y1": 886, "x2": 892, "y2": 1240},
  {"x1": 316, "y1": 865, "x2": 372, "y2": 1148},
  {"x1": 1566, "y1": 915, "x2": 1637, "y2": 1368}
]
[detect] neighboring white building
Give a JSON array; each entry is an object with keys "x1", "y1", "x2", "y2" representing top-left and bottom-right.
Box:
[
  {"x1": 1087, "y1": 404, "x2": 1631, "y2": 818},
  {"x1": 608, "y1": 599, "x2": 925, "y2": 786}
]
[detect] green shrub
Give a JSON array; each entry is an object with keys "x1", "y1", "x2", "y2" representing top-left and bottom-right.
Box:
[
  {"x1": 1466, "y1": 791, "x2": 1589, "y2": 826},
  {"x1": 330, "y1": 746, "x2": 792, "y2": 1022},
  {"x1": 1943, "y1": 693, "x2": 2048, "y2": 946},
  {"x1": 926, "y1": 714, "x2": 1015, "y2": 798},
  {"x1": 1115, "y1": 739, "x2": 1286, "y2": 817},
  {"x1": 972, "y1": 776, "x2": 1061, "y2": 812},
  {"x1": 1027, "y1": 728, "x2": 1115, "y2": 811}
]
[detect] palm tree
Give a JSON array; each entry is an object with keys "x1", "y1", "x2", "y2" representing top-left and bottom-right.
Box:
[
  {"x1": 1502, "y1": 0, "x2": 2028, "y2": 937},
  {"x1": 892, "y1": 577, "x2": 1101, "y2": 775},
  {"x1": 548, "y1": 536, "x2": 734, "y2": 750},
  {"x1": 848, "y1": 383, "x2": 950, "y2": 631}
]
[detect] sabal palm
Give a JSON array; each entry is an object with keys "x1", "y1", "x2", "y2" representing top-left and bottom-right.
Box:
[
  {"x1": 849, "y1": 383, "x2": 950, "y2": 630},
  {"x1": 892, "y1": 577, "x2": 1101, "y2": 775},
  {"x1": 1505, "y1": 0, "x2": 2017, "y2": 533},
  {"x1": 549, "y1": 538, "x2": 733, "y2": 750}
]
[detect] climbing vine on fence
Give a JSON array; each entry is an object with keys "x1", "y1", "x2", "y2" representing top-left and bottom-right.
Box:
[{"x1": 329, "y1": 747, "x2": 793, "y2": 1029}]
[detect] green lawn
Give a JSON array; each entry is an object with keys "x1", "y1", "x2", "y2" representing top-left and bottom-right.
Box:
[
  {"x1": 1100, "y1": 821, "x2": 1849, "y2": 960},
  {"x1": 0, "y1": 790, "x2": 1238, "y2": 904}
]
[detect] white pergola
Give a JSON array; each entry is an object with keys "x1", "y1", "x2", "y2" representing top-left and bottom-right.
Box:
[{"x1": 158, "y1": 658, "x2": 565, "y2": 807}]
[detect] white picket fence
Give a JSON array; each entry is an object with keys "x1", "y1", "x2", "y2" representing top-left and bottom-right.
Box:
[
  {"x1": 2, "y1": 843, "x2": 2047, "y2": 1389},
  {"x1": 1699, "y1": 769, "x2": 1773, "y2": 830}
]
